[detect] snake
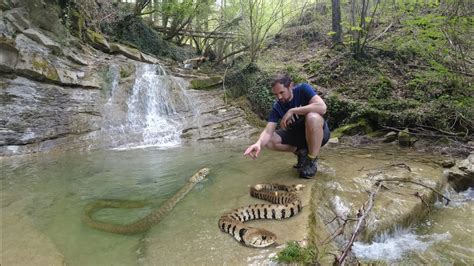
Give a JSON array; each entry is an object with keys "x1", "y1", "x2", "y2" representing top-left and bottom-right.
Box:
[
  {"x1": 82, "y1": 167, "x2": 210, "y2": 235},
  {"x1": 218, "y1": 183, "x2": 304, "y2": 248}
]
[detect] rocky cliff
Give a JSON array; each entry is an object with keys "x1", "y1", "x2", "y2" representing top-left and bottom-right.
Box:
[{"x1": 0, "y1": 7, "x2": 257, "y2": 156}]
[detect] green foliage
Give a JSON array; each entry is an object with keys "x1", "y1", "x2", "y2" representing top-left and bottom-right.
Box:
[
  {"x1": 226, "y1": 63, "x2": 273, "y2": 119},
  {"x1": 275, "y1": 241, "x2": 318, "y2": 264},
  {"x1": 367, "y1": 75, "x2": 392, "y2": 99},
  {"x1": 102, "y1": 16, "x2": 193, "y2": 61},
  {"x1": 284, "y1": 65, "x2": 307, "y2": 84}
]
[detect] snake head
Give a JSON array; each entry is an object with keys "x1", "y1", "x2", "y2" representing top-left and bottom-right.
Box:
[
  {"x1": 189, "y1": 167, "x2": 210, "y2": 183},
  {"x1": 243, "y1": 228, "x2": 277, "y2": 248},
  {"x1": 294, "y1": 184, "x2": 305, "y2": 191}
]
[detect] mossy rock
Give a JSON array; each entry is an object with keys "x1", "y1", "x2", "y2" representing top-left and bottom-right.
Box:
[
  {"x1": 70, "y1": 10, "x2": 85, "y2": 39},
  {"x1": 398, "y1": 128, "x2": 412, "y2": 147},
  {"x1": 331, "y1": 119, "x2": 373, "y2": 138},
  {"x1": 31, "y1": 54, "x2": 59, "y2": 81},
  {"x1": 190, "y1": 76, "x2": 222, "y2": 90},
  {"x1": 109, "y1": 42, "x2": 142, "y2": 61},
  {"x1": 85, "y1": 29, "x2": 110, "y2": 52}
]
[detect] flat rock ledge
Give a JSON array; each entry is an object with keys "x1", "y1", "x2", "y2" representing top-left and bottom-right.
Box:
[{"x1": 307, "y1": 148, "x2": 448, "y2": 264}]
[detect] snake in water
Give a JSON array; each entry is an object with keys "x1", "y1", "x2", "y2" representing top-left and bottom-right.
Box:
[{"x1": 82, "y1": 167, "x2": 210, "y2": 235}]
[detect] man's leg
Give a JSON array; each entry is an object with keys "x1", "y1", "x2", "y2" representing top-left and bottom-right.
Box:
[
  {"x1": 264, "y1": 132, "x2": 297, "y2": 153},
  {"x1": 298, "y1": 112, "x2": 325, "y2": 178},
  {"x1": 305, "y1": 112, "x2": 325, "y2": 157}
]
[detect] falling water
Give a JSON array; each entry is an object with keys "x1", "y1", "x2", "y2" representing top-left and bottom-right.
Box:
[{"x1": 102, "y1": 63, "x2": 197, "y2": 149}]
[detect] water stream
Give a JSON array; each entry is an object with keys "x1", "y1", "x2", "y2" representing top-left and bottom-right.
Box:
[
  {"x1": 1, "y1": 143, "x2": 472, "y2": 265},
  {"x1": 1, "y1": 62, "x2": 472, "y2": 265}
]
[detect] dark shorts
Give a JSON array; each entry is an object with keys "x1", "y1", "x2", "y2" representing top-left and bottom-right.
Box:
[{"x1": 276, "y1": 117, "x2": 331, "y2": 149}]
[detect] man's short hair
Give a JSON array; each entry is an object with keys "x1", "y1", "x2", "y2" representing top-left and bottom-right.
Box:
[{"x1": 271, "y1": 73, "x2": 292, "y2": 88}]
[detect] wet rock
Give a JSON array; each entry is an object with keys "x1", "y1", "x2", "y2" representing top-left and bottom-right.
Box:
[
  {"x1": 109, "y1": 42, "x2": 141, "y2": 61},
  {"x1": 140, "y1": 52, "x2": 160, "y2": 64},
  {"x1": 313, "y1": 154, "x2": 446, "y2": 252},
  {"x1": 383, "y1": 131, "x2": 397, "y2": 143},
  {"x1": 398, "y1": 128, "x2": 412, "y2": 147},
  {"x1": 2, "y1": 199, "x2": 66, "y2": 266},
  {"x1": 327, "y1": 137, "x2": 339, "y2": 146},
  {"x1": 444, "y1": 154, "x2": 474, "y2": 192},
  {"x1": 436, "y1": 159, "x2": 456, "y2": 168},
  {"x1": 190, "y1": 76, "x2": 223, "y2": 90}
]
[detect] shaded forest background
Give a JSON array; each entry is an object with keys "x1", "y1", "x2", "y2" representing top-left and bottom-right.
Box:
[{"x1": 8, "y1": 0, "x2": 473, "y2": 148}]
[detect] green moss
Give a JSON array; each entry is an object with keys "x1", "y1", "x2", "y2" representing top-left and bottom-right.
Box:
[
  {"x1": 119, "y1": 65, "x2": 134, "y2": 78},
  {"x1": 332, "y1": 119, "x2": 373, "y2": 138},
  {"x1": 190, "y1": 76, "x2": 222, "y2": 90},
  {"x1": 70, "y1": 10, "x2": 85, "y2": 39},
  {"x1": 275, "y1": 241, "x2": 317, "y2": 264},
  {"x1": 31, "y1": 54, "x2": 59, "y2": 81},
  {"x1": 86, "y1": 29, "x2": 108, "y2": 48}
]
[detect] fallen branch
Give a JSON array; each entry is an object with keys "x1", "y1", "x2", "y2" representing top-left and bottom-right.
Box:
[
  {"x1": 368, "y1": 21, "x2": 394, "y2": 42},
  {"x1": 321, "y1": 215, "x2": 359, "y2": 245},
  {"x1": 336, "y1": 182, "x2": 383, "y2": 265},
  {"x1": 376, "y1": 178, "x2": 450, "y2": 205},
  {"x1": 413, "y1": 192, "x2": 430, "y2": 207},
  {"x1": 381, "y1": 126, "x2": 466, "y2": 140}
]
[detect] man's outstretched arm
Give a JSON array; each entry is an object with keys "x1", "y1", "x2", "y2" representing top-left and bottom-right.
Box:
[{"x1": 243, "y1": 122, "x2": 277, "y2": 159}]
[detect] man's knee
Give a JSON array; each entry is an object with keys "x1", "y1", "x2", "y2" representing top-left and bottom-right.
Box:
[
  {"x1": 305, "y1": 112, "x2": 324, "y2": 127},
  {"x1": 264, "y1": 133, "x2": 282, "y2": 149}
]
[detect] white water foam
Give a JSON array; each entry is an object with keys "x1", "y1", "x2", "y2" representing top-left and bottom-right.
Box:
[{"x1": 353, "y1": 229, "x2": 451, "y2": 262}]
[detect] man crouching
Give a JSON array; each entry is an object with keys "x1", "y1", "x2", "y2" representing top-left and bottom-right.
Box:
[{"x1": 244, "y1": 73, "x2": 330, "y2": 178}]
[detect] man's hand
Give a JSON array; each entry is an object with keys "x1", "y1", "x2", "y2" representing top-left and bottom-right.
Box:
[
  {"x1": 243, "y1": 143, "x2": 261, "y2": 159},
  {"x1": 280, "y1": 109, "x2": 295, "y2": 129}
]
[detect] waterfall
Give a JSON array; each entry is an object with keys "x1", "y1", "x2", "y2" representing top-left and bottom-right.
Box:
[{"x1": 103, "y1": 63, "x2": 197, "y2": 149}]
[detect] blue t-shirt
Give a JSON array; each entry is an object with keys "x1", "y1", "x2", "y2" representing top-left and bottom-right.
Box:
[{"x1": 268, "y1": 83, "x2": 317, "y2": 123}]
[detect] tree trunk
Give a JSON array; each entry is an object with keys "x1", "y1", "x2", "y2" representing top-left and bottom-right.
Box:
[{"x1": 331, "y1": 0, "x2": 342, "y2": 44}]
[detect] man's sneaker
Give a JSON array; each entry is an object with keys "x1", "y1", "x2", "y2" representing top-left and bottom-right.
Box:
[
  {"x1": 298, "y1": 155, "x2": 318, "y2": 178},
  {"x1": 293, "y1": 148, "x2": 308, "y2": 169}
]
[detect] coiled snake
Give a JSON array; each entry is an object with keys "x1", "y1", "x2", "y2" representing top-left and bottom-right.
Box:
[
  {"x1": 218, "y1": 183, "x2": 304, "y2": 248},
  {"x1": 82, "y1": 168, "x2": 209, "y2": 234}
]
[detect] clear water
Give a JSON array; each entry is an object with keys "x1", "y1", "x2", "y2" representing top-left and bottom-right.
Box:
[
  {"x1": 1, "y1": 141, "x2": 308, "y2": 265},
  {"x1": 1, "y1": 143, "x2": 473, "y2": 265}
]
